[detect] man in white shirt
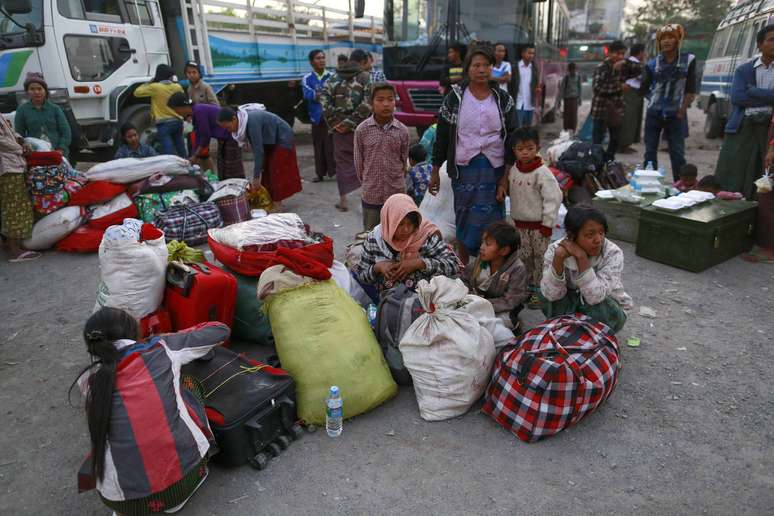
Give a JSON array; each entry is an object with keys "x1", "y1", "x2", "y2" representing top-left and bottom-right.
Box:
[{"x1": 513, "y1": 44, "x2": 541, "y2": 127}]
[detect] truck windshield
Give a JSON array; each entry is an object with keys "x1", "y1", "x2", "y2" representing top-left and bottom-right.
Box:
[
  {"x1": 0, "y1": 0, "x2": 44, "y2": 49},
  {"x1": 386, "y1": 0, "x2": 531, "y2": 45}
]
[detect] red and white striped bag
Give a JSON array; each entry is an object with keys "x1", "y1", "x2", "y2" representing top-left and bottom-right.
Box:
[{"x1": 482, "y1": 314, "x2": 620, "y2": 443}]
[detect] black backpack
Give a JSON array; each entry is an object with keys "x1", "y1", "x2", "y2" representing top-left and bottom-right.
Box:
[
  {"x1": 375, "y1": 285, "x2": 425, "y2": 385},
  {"x1": 557, "y1": 142, "x2": 606, "y2": 182}
]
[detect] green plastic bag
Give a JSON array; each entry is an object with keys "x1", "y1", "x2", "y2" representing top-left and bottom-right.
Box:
[
  {"x1": 232, "y1": 272, "x2": 273, "y2": 346},
  {"x1": 265, "y1": 280, "x2": 397, "y2": 424}
]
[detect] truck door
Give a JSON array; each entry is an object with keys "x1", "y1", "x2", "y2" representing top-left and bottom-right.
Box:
[{"x1": 124, "y1": 0, "x2": 169, "y2": 74}]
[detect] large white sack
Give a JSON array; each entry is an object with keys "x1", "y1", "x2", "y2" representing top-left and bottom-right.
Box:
[
  {"x1": 208, "y1": 213, "x2": 310, "y2": 250},
  {"x1": 23, "y1": 206, "x2": 84, "y2": 250},
  {"x1": 85, "y1": 155, "x2": 190, "y2": 184},
  {"x1": 399, "y1": 276, "x2": 497, "y2": 421},
  {"x1": 419, "y1": 161, "x2": 455, "y2": 242},
  {"x1": 94, "y1": 229, "x2": 168, "y2": 319},
  {"x1": 329, "y1": 260, "x2": 372, "y2": 308}
]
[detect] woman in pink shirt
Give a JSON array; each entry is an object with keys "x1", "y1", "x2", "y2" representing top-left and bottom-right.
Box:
[{"x1": 429, "y1": 46, "x2": 517, "y2": 263}]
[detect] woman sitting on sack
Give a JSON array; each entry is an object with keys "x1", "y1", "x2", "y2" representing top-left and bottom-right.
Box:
[
  {"x1": 540, "y1": 205, "x2": 632, "y2": 333},
  {"x1": 355, "y1": 193, "x2": 461, "y2": 296}
]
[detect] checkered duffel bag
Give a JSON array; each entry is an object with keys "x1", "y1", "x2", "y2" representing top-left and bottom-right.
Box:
[
  {"x1": 482, "y1": 314, "x2": 620, "y2": 443},
  {"x1": 154, "y1": 201, "x2": 222, "y2": 246}
]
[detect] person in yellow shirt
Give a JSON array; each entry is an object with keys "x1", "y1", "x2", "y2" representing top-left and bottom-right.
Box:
[{"x1": 133, "y1": 64, "x2": 186, "y2": 157}]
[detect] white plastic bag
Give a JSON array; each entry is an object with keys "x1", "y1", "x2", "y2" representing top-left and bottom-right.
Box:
[
  {"x1": 94, "y1": 222, "x2": 168, "y2": 319},
  {"x1": 89, "y1": 193, "x2": 134, "y2": 220},
  {"x1": 399, "y1": 276, "x2": 498, "y2": 421},
  {"x1": 207, "y1": 178, "x2": 249, "y2": 203},
  {"x1": 208, "y1": 213, "x2": 310, "y2": 250},
  {"x1": 22, "y1": 206, "x2": 84, "y2": 250},
  {"x1": 419, "y1": 161, "x2": 455, "y2": 242},
  {"x1": 329, "y1": 260, "x2": 372, "y2": 308},
  {"x1": 24, "y1": 136, "x2": 52, "y2": 151},
  {"x1": 85, "y1": 155, "x2": 190, "y2": 184}
]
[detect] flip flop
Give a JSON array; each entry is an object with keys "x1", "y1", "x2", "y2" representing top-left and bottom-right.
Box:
[
  {"x1": 742, "y1": 249, "x2": 774, "y2": 264},
  {"x1": 9, "y1": 250, "x2": 41, "y2": 263},
  {"x1": 334, "y1": 203, "x2": 348, "y2": 212}
]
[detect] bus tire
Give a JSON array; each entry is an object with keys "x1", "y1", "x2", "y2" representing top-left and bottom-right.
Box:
[{"x1": 704, "y1": 102, "x2": 724, "y2": 139}]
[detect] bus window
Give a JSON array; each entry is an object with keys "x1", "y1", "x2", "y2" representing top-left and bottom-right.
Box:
[
  {"x1": 125, "y1": 0, "x2": 153, "y2": 25},
  {"x1": 725, "y1": 23, "x2": 745, "y2": 56},
  {"x1": 748, "y1": 19, "x2": 766, "y2": 57},
  {"x1": 709, "y1": 28, "x2": 728, "y2": 58}
]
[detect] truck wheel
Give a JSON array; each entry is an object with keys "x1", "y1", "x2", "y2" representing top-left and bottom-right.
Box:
[{"x1": 704, "y1": 102, "x2": 724, "y2": 139}]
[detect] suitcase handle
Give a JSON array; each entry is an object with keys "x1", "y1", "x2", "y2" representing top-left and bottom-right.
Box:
[{"x1": 167, "y1": 261, "x2": 197, "y2": 296}]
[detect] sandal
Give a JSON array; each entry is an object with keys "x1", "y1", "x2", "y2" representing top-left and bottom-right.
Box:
[
  {"x1": 311, "y1": 177, "x2": 323, "y2": 183},
  {"x1": 741, "y1": 249, "x2": 774, "y2": 264},
  {"x1": 9, "y1": 250, "x2": 41, "y2": 263},
  {"x1": 334, "y1": 203, "x2": 349, "y2": 212}
]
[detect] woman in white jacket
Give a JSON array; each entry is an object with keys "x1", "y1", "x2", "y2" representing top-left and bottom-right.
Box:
[{"x1": 540, "y1": 205, "x2": 632, "y2": 333}]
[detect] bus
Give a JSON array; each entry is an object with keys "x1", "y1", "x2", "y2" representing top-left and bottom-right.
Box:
[
  {"x1": 566, "y1": 38, "x2": 615, "y2": 82},
  {"x1": 382, "y1": 0, "x2": 569, "y2": 133},
  {"x1": 0, "y1": 0, "x2": 381, "y2": 159},
  {"x1": 700, "y1": 0, "x2": 774, "y2": 139}
]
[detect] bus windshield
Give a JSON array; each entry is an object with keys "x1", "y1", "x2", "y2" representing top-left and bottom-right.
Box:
[
  {"x1": 386, "y1": 0, "x2": 532, "y2": 46},
  {"x1": 0, "y1": 0, "x2": 44, "y2": 49}
]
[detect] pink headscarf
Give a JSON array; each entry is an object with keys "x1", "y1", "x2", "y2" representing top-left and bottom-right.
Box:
[{"x1": 380, "y1": 194, "x2": 440, "y2": 259}]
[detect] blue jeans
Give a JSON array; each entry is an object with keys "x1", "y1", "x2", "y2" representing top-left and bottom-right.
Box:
[
  {"x1": 156, "y1": 119, "x2": 187, "y2": 158},
  {"x1": 516, "y1": 109, "x2": 534, "y2": 127},
  {"x1": 643, "y1": 111, "x2": 686, "y2": 182}
]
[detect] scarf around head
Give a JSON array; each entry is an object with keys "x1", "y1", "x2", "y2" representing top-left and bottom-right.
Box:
[
  {"x1": 377, "y1": 194, "x2": 439, "y2": 260},
  {"x1": 232, "y1": 103, "x2": 266, "y2": 147}
]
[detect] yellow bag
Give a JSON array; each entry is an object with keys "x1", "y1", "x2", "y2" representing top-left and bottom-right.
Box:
[{"x1": 264, "y1": 280, "x2": 397, "y2": 424}]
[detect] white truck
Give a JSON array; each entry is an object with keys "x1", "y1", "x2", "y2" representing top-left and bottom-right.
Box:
[{"x1": 0, "y1": 0, "x2": 382, "y2": 159}]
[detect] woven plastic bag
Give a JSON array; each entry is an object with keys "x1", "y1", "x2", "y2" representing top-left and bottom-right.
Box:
[
  {"x1": 262, "y1": 274, "x2": 397, "y2": 425},
  {"x1": 399, "y1": 276, "x2": 498, "y2": 421}
]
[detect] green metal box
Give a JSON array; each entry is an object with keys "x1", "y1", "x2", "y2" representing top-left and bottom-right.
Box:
[
  {"x1": 592, "y1": 189, "x2": 665, "y2": 243},
  {"x1": 635, "y1": 200, "x2": 757, "y2": 272}
]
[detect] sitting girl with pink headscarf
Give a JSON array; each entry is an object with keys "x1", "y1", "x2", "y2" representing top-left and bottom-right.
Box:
[{"x1": 354, "y1": 194, "x2": 462, "y2": 294}]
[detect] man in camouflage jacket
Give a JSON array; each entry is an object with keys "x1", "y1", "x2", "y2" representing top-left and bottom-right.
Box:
[{"x1": 319, "y1": 49, "x2": 373, "y2": 211}]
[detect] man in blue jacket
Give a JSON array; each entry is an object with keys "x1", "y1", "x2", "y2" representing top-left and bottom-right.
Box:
[
  {"x1": 715, "y1": 24, "x2": 774, "y2": 200},
  {"x1": 302, "y1": 49, "x2": 336, "y2": 183},
  {"x1": 639, "y1": 24, "x2": 697, "y2": 182}
]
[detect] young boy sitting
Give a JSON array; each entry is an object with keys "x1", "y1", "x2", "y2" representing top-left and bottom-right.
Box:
[
  {"x1": 114, "y1": 123, "x2": 157, "y2": 159},
  {"x1": 496, "y1": 127, "x2": 563, "y2": 309},
  {"x1": 463, "y1": 221, "x2": 529, "y2": 331},
  {"x1": 697, "y1": 175, "x2": 744, "y2": 200},
  {"x1": 354, "y1": 82, "x2": 410, "y2": 231},
  {"x1": 406, "y1": 144, "x2": 432, "y2": 205},
  {"x1": 673, "y1": 163, "x2": 698, "y2": 192}
]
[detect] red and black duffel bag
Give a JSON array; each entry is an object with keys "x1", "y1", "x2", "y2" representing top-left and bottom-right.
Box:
[{"x1": 482, "y1": 314, "x2": 620, "y2": 443}]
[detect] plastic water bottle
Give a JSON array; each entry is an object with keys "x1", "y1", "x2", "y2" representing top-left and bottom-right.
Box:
[
  {"x1": 326, "y1": 386, "x2": 343, "y2": 437},
  {"x1": 645, "y1": 161, "x2": 654, "y2": 171},
  {"x1": 367, "y1": 304, "x2": 378, "y2": 329}
]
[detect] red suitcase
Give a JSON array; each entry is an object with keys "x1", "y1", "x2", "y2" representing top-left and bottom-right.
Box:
[{"x1": 164, "y1": 261, "x2": 237, "y2": 337}]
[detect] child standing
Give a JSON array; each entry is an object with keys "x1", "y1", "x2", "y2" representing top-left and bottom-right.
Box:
[
  {"x1": 114, "y1": 123, "x2": 158, "y2": 159},
  {"x1": 673, "y1": 163, "x2": 699, "y2": 192},
  {"x1": 463, "y1": 220, "x2": 529, "y2": 331},
  {"x1": 73, "y1": 307, "x2": 229, "y2": 514},
  {"x1": 354, "y1": 83, "x2": 410, "y2": 231},
  {"x1": 406, "y1": 144, "x2": 432, "y2": 205},
  {"x1": 497, "y1": 127, "x2": 562, "y2": 308}
]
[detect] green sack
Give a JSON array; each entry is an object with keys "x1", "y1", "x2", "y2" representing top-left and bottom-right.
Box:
[
  {"x1": 232, "y1": 272, "x2": 273, "y2": 346},
  {"x1": 265, "y1": 280, "x2": 397, "y2": 424}
]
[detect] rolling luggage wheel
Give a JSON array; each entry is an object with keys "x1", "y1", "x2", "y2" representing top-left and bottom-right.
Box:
[
  {"x1": 249, "y1": 452, "x2": 269, "y2": 470},
  {"x1": 267, "y1": 442, "x2": 282, "y2": 458},
  {"x1": 289, "y1": 423, "x2": 304, "y2": 440},
  {"x1": 276, "y1": 435, "x2": 292, "y2": 450}
]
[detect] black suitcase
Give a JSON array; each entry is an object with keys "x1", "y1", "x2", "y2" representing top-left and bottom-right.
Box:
[{"x1": 182, "y1": 347, "x2": 302, "y2": 470}]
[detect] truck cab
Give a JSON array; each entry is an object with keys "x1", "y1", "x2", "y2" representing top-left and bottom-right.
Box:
[{"x1": 0, "y1": 0, "x2": 173, "y2": 158}]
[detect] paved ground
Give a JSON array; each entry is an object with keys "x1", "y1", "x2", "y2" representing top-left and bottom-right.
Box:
[{"x1": 0, "y1": 107, "x2": 772, "y2": 515}]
